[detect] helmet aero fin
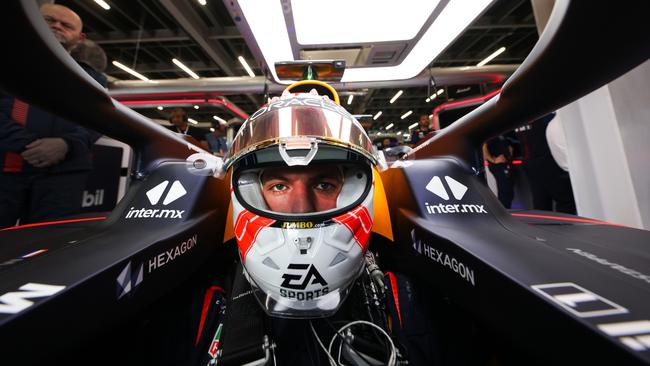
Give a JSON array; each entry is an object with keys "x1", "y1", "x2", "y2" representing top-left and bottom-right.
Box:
[{"x1": 278, "y1": 136, "x2": 319, "y2": 166}]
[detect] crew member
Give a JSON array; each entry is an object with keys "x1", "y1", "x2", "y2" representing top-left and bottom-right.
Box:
[{"x1": 0, "y1": 4, "x2": 101, "y2": 228}]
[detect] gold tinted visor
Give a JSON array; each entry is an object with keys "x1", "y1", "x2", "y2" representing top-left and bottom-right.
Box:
[{"x1": 224, "y1": 96, "x2": 375, "y2": 169}]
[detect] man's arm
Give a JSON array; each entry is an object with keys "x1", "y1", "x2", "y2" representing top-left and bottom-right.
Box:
[{"x1": 22, "y1": 119, "x2": 101, "y2": 168}]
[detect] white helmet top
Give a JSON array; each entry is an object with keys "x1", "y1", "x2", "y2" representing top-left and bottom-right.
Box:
[{"x1": 225, "y1": 87, "x2": 376, "y2": 318}]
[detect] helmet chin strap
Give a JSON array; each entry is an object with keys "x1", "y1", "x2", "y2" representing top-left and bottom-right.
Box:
[{"x1": 278, "y1": 137, "x2": 319, "y2": 166}]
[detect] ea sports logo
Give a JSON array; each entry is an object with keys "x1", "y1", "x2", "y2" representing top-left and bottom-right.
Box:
[
  {"x1": 281, "y1": 264, "x2": 327, "y2": 290},
  {"x1": 279, "y1": 264, "x2": 329, "y2": 300}
]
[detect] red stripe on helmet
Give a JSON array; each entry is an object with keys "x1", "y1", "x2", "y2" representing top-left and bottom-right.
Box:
[
  {"x1": 333, "y1": 205, "x2": 373, "y2": 251},
  {"x1": 233, "y1": 209, "x2": 275, "y2": 261}
]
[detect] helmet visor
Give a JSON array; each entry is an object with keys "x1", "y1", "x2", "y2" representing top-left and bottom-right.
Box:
[
  {"x1": 224, "y1": 97, "x2": 375, "y2": 168},
  {"x1": 234, "y1": 162, "x2": 372, "y2": 219}
]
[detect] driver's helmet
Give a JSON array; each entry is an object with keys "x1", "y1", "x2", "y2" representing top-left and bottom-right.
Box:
[{"x1": 223, "y1": 83, "x2": 376, "y2": 318}]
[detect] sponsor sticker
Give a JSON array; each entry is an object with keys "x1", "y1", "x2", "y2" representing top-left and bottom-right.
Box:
[
  {"x1": 117, "y1": 234, "x2": 198, "y2": 298},
  {"x1": 566, "y1": 248, "x2": 650, "y2": 285},
  {"x1": 82, "y1": 189, "x2": 104, "y2": 208},
  {"x1": 533, "y1": 281, "x2": 650, "y2": 354},
  {"x1": 125, "y1": 180, "x2": 187, "y2": 219},
  {"x1": 424, "y1": 176, "x2": 487, "y2": 215},
  {"x1": 208, "y1": 323, "x2": 223, "y2": 358},
  {"x1": 598, "y1": 320, "x2": 650, "y2": 352},
  {"x1": 280, "y1": 263, "x2": 329, "y2": 300},
  {"x1": 411, "y1": 229, "x2": 476, "y2": 286},
  {"x1": 0, "y1": 283, "x2": 66, "y2": 314},
  {"x1": 281, "y1": 221, "x2": 314, "y2": 229},
  {"x1": 531, "y1": 282, "x2": 628, "y2": 318}
]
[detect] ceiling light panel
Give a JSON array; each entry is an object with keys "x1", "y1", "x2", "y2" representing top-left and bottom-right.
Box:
[
  {"x1": 236, "y1": 0, "x2": 494, "y2": 83},
  {"x1": 238, "y1": 0, "x2": 293, "y2": 82},
  {"x1": 340, "y1": 0, "x2": 495, "y2": 82},
  {"x1": 291, "y1": 0, "x2": 438, "y2": 44}
]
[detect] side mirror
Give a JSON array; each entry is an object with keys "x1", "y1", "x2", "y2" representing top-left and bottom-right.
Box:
[{"x1": 186, "y1": 152, "x2": 225, "y2": 178}]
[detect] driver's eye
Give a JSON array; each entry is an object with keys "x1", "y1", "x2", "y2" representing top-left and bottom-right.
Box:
[
  {"x1": 315, "y1": 182, "x2": 335, "y2": 191},
  {"x1": 270, "y1": 184, "x2": 287, "y2": 192}
]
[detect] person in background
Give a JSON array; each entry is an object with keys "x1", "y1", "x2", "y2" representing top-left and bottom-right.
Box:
[
  {"x1": 70, "y1": 39, "x2": 108, "y2": 88},
  {"x1": 409, "y1": 114, "x2": 432, "y2": 147},
  {"x1": 483, "y1": 135, "x2": 515, "y2": 208},
  {"x1": 206, "y1": 122, "x2": 228, "y2": 156},
  {"x1": 382, "y1": 138, "x2": 392, "y2": 150},
  {"x1": 516, "y1": 113, "x2": 576, "y2": 214},
  {"x1": 0, "y1": 4, "x2": 102, "y2": 228},
  {"x1": 166, "y1": 108, "x2": 210, "y2": 150}
]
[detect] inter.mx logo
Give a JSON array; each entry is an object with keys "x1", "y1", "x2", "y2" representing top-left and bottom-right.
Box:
[
  {"x1": 424, "y1": 175, "x2": 486, "y2": 214},
  {"x1": 125, "y1": 180, "x2": 187, "y2": 219}
]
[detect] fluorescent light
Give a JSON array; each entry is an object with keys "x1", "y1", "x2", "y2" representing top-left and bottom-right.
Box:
[
  {"x1": 198, "y1": 0, "x2": 207, "y2": 5},
  {"x1": 396, "y1": 131, "x2": 402, "y2": 136},
  {"x1": 408, "y1": 122, "x2": 418, "y2": 130},
  {"x1": 401, "y1": 110, "x2": 413, "y2": 120},
  {"x1": 377, "y1": 132, "x2": 382, "y2": 136},
  {"x1": 385, "y1": 123, "x2": 394, "y2": 130},
  {"x1": 194, "y1": 105, "x2": 200, "y2": 109},
  {"x1": 425, "y1": 98, "x2": 431, "y2": 103},
  {"x1": 210, "y1": 127, "x2": 215, "y2": 132},
  {"x1": 213, "y1": 115, "x2": 228, "y2": 125},
  {"x1": 172, "y1": 58, "x2": 200, "y2": 79},
  {"x1": 157, "y1": 106, "x2": 163, "y2": 110},
  {"x1": 347, "y1": 95, "x2": 354, "y2": 105},
  {"x1": 188, "y1": 118, "x2": 198, "y2": 125},
  {"x1": 238, "y1": 56, "x2": 256, "y2": 77},
  {"x1": 429, "y1": 114, "x2": 433, "y2": 119},
  {"x1": 429, "y1": 88, "x2": 445, "y2": 100},
  {"x1": 239, "y1": 0, "x2": 494, "y2": 83},
  {"x1": 238, "y1": 0, "x2": 292, "y2": 82},
  {"x1": 112, "y1": 61, "x2": 151, "y2": 82},
  {"x1": 373, "y1": 111, "x2": 383, "y2": 120},
  {"x1": 389, "y1": 90, "x2": 403, "y2": 104},
  {"x1": 94, "y1": 0, "x2": 110, "y2": 10},
  {"x1": 476, "y1": 47, "x2": 506, "y2": 67}
]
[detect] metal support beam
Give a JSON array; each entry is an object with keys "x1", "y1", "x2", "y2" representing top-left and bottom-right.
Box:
[
  {"x1": 158, "y1": 0, "x2": 258, "y2": 105},
  {"x1": 89, "y1": 27, "x2": 241, "y2": 44},
  {"x1": 158, "y1": 0, "x2": 236, "y2": 74}
]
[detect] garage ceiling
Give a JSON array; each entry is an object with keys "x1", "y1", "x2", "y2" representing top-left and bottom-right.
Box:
[{"x1": 54, "y1": 0, "x2": 539, "y2": 134}]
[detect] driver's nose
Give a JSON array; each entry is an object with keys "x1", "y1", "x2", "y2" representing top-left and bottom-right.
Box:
[{"x1": 289, "y1": 183, "x2": 315, "y2": 213}]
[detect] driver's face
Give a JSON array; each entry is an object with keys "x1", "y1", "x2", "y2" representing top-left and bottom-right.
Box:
[{"x1": 261, "y1": 165, "x2": 343, "y2": 213}]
